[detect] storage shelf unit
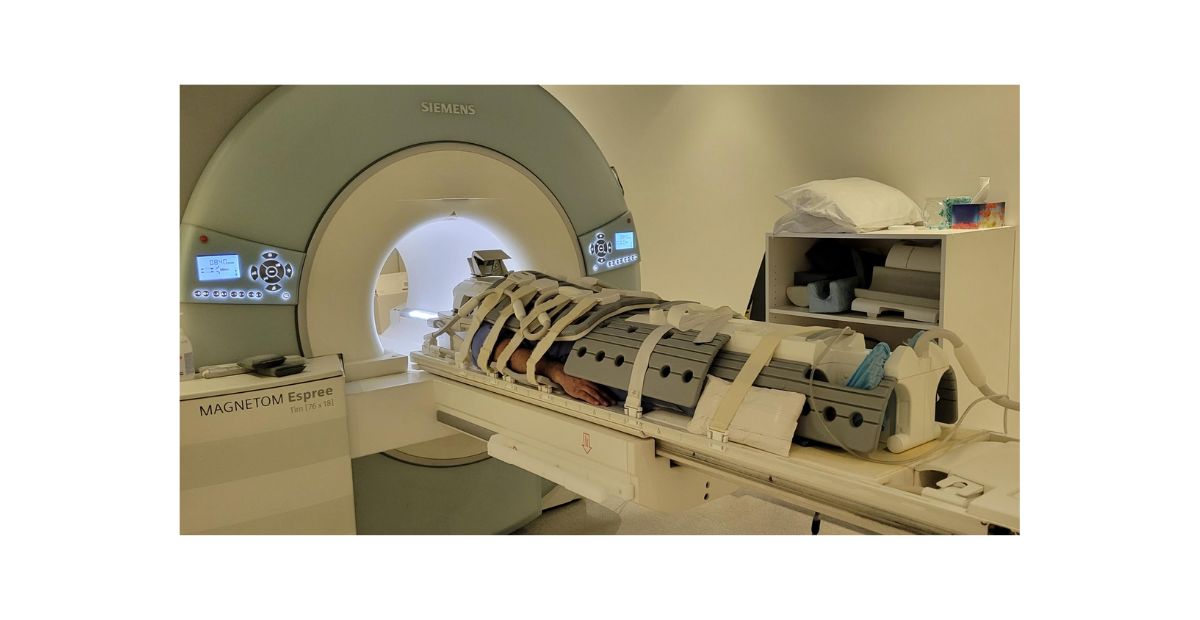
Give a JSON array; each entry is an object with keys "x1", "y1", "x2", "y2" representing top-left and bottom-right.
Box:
[{"x1": 765, "y1": 227, "x2": 1016, "y2": 432}]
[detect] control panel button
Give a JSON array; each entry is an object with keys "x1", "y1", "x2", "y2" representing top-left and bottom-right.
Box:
[
  {"x1": 281, "y1": 292, "x2": 291, "y2": 300},
  {"x1": 193, "y1": 290, "x2": 201, "y2": 297},
  {"x1": 589, "y1": 233, "x2": 614, "y2": 259},
  {"x1": 284, "y1": 264, "x2": 292, "y2": 278},
  {"x1": 202, "y1": 291, "x2": 210, "y2": 297},
  {"x1": 250, "y1": 265, "x2": 259, "y2": 281},
  {"x1": 266, "y1": 284, "x2": 281, "y2": 292},
  {"x1": 260, "y1": 259, "x2": 283, "y2": 284},
  {"x1": 262, "y1": 251, "x2": 278, "y2": 259}
]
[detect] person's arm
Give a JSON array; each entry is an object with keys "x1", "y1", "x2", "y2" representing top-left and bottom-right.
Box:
[{"x1": 492, "y1": 338, "x2": 615, "y2": 407}]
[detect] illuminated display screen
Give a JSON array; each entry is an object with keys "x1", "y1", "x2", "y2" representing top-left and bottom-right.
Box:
[
  {"x1": 197, "y1": 254, "x2": 241, "y2": 281},
  {"x1": 614, "y1": 231, "x2": 634, "y2": 250}
]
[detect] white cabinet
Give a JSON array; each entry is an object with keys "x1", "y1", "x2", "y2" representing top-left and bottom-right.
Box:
[
  {"x1": 179, "y1": 355, "x2": 356, "y2": 534},
  {"x1": 765, "y1": 227, "x2": 1016, "y2": 433}
]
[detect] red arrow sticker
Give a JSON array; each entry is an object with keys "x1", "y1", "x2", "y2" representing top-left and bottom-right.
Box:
[{"x1": 582, "y1": 433, "x2": 592, "y2": 454}]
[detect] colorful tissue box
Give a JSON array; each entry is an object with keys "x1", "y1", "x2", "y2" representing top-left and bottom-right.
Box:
[{"x1": 950, "y1": 202, "x2": 1005, "y2": 229}]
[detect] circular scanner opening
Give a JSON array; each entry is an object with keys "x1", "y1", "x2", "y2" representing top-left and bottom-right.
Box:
[{"x1": 305, "y1": 144, "x2": 583, "y2": 360}]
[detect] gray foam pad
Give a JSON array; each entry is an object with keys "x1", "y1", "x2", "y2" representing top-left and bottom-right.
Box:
[
  {"x1": 868, "y1": 266, "x2": 940, "y2": 300},
  {"x1": 566, "y1": 320, "x2": 904, "y2": 452},
  {"x1": 563, "y1": 319, "x2": 729, "y2": 410},
  {"x1": 808, "y1": 277, "x2": 857, "y2": 313},
  {"x1": 709, "y1": 350, "x2": 896, "y2": 453}
]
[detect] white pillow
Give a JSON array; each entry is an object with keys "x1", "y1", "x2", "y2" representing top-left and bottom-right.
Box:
[
  {"x1": 687, "y1": 375, "x2": 804, "y2": 457},
  {"x1": 775, "y1": 177, "x2": 924, "y2": 233}
]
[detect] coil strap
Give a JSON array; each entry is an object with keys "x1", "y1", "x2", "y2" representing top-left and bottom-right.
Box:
[
  {"x1": 475, "y1": 283, "x2": 542, "y2": 371},
  {"x1": 662, "y1": 303, "x2": 736, "y2": 344},
  {"x1": 522, "y1": 291, "x2": 581, "y2": 342},
  {"x1": 706, "y1": 327, "x2": 806, "y2": 441},
  {"x1": 622, "y1": 322, "x2": 676, "y2": 418},
  {"x1": 693, "y1": 306, "x2": 736, "y2": 344},
  {"x1": 494, "y1": 292, "x2": 572, "y2": 379},
  {"x1": 524, "y1": 296, "x2": 601, "y2": 387},
  {"x1": 455, "y1": 278, "x2": 521, "y2": 367},
  {"x1": 424, "y1": 280, "x2": 506, "y2": 344}
]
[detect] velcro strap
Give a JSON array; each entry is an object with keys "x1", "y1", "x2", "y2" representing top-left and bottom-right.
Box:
[
  {"x1": 493, "y1": 289, "x2": 572, "y2": 377},
  {"x1": 707, "y1": 327, "x2": 804, "y2": 437},
  {"x1": 602, "y1": 289, "x2": 662, "y2": 301},
  {"x1": 524, "y1": 296, "x2": 599, "y2": 387},
  {"x1": 663, "y1": 303, "x2": 735, "y2": 344},
  {"x1": 623, "y1": 323, "x2": 675, "y2": 415},
  {"x1": 693, "y1": 306, "x2": 735, "y2": 344},
  {"x1": 425, "y1": 280, "x2": 504, "y2": 343},
  {"x1": 666, "y1": 303, "x2": 711, "y2": 330},
  {"x1": 455, "y1": 279, "x2": 518, "y2": 366},
  {"x1": 521, "y1": 294, "x2": 576, "y2": 341},
  {"x1": 477, "y1": 284, "x2": 540, "y2": 370}
]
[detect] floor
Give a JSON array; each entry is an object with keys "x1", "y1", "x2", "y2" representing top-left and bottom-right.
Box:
[{"x1": 514, "y1": 487, "x2": 870, "y2": 535}]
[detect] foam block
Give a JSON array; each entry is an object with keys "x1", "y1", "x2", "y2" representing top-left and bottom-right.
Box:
[
  {"x1": 869, "y1": 266, "x2": 940, "y2": 300},
  {"x1": 786, "y1": 285, "x2": 813, "y2": 307},
  {"x1": 851, "y1": 298, "x2": 939, "y2": 323},
  {"x1": 885, "y1": 244, "x2": 941, "y2": 273},
  {"x1": 808, "y1": 277, "x2": 857, "y2": 313}
]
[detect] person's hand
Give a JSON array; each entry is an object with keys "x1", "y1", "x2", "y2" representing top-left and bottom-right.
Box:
[
  {"x1": 557, "y1": 374, "x2": 616, "y2": 407},
  {"x1": 545, "y1": 362, "x2": 615, "y2": 407}
]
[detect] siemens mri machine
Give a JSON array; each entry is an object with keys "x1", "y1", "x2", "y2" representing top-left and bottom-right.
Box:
[{"x1": 182, "y1": 85, "x2": 1019, "y2": 535}]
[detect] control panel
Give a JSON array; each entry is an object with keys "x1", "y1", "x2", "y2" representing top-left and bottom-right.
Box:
[
  {"x1": 181, "y1": 224, "x2": 304, "y2": 305},
  {"x1": 578, "y1": 211, "x2": 640, "y2": 275}
]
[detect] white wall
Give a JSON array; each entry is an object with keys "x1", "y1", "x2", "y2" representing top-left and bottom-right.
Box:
[{"x1": 545, "y1": 85, "x2": 1019, "y2": 405}]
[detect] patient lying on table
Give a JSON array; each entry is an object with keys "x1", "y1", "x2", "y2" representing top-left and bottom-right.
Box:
[{"x1": 470, "y1": 322, "x2": 617, "y2": 407}]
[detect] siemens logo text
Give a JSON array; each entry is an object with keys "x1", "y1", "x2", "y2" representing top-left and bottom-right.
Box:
[{"x1": 421, "y1": 102, "x2": 475, "y2": 115}]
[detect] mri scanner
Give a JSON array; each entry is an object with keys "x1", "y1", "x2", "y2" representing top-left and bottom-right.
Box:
[{"x1": 181, "y1": 85, "x2": 1019, "y2": 535}]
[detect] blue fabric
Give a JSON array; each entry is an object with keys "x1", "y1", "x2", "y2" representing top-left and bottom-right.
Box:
[
  {"x1": 846, "y1": 342, "x2": 891, "y2": 391},
  {"x1": 470, "y1": 321, "x2": 633, "y2": 406},
  {"x1": 906, "y1": 330, "x2": 927, "y2": 349},
  {"x1": 469, "y1": 321, "x2": 574, "y2": 368}
]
